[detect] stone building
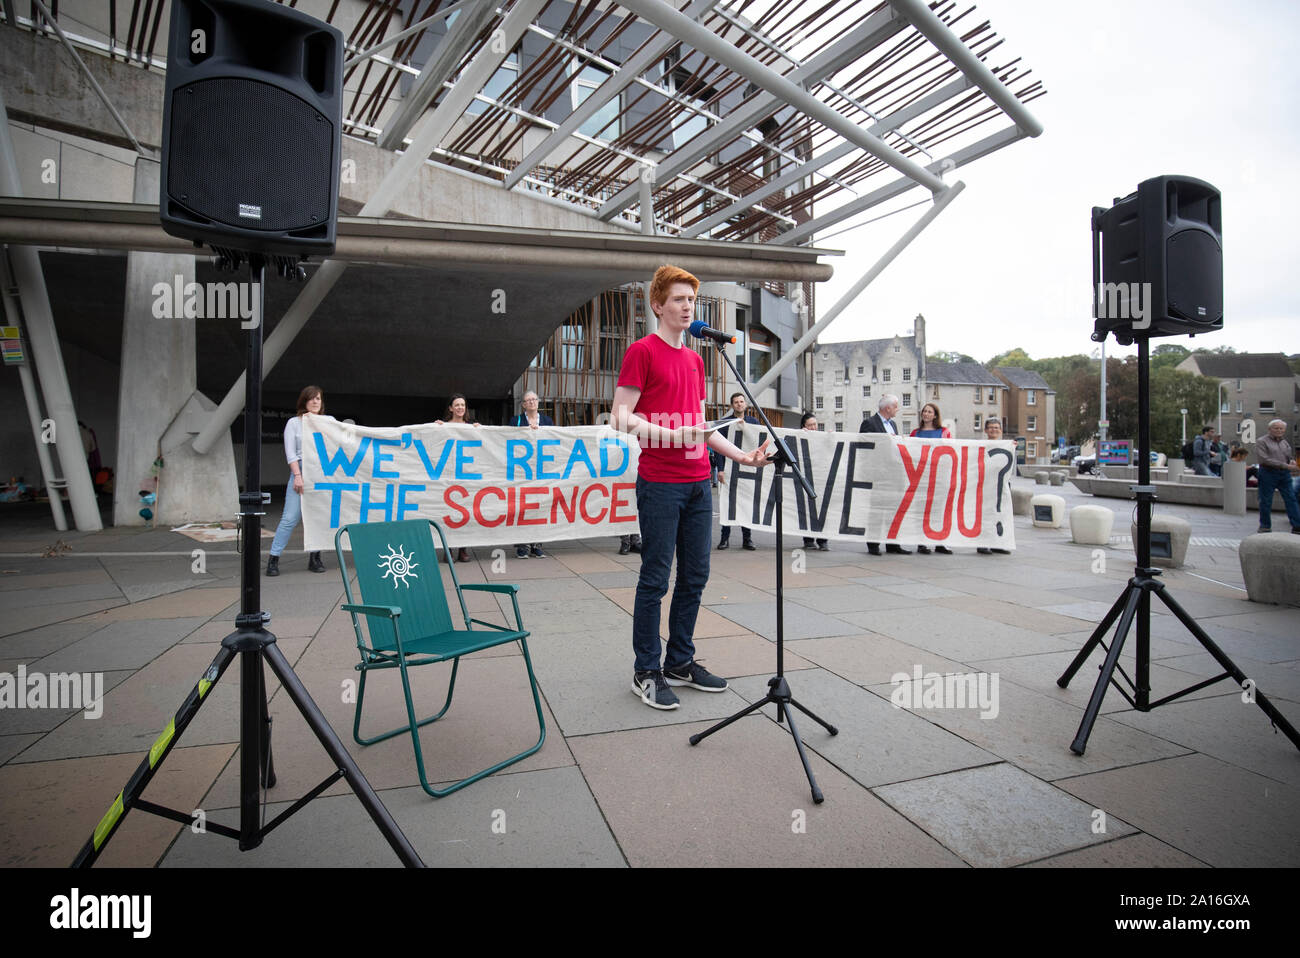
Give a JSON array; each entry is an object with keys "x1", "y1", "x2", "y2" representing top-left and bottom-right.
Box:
[
  {"x1": 924, "y1": 361, "x2": 1007, "y2": 438},
  {"x1": 1176, "y1": 352, "x2": 1300, "y2": 444},
  {"x1": 811, "y1": 315, "x2": 926, "y2": 433},
  {"x1": 993, "y1": 366, "x2": 1056, "y2": 463}
]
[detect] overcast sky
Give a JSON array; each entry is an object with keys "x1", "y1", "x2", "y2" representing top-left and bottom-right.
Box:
[{"x1": 813, "y1": 0, "x2": 1300, "y2": 364}]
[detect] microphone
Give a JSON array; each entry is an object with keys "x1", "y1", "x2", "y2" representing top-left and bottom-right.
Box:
[{"x1": 688, "y1": 319, "x2": 736, "y2": 345}]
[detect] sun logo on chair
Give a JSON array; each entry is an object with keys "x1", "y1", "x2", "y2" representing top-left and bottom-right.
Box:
[{"x1": 377, "y1": 544, "x2": 419, "y2": 588}]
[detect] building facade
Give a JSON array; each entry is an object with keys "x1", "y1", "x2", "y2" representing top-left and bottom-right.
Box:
[
  {"x1": 924, "y1": 361, "x2": 1007, "y2": 438},
  {"x1": 993, "y1": 366, "x2": 1057, "y2": 463},
  {"x1": 811, "y1": 315, "x2": 927, "y2": 433},
  {"x1": 1176, "y1": 352, "x2": 1300, "y2": 445}
]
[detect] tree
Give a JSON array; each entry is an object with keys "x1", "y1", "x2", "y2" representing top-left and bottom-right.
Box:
[
  {"x1": 987, "y1": 347, "x2": 1032, "y2": 368},
  {"x1": 927, "y1": 350, "x2": 977, "y2": 364},
  {"x1": 1150, "y1": 343, "x2": 1190, "y2": 371}
]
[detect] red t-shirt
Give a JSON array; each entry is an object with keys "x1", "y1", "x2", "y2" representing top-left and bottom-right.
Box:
[{"x1": 617, "y1": 333, "x2": 709, "y2": 482}]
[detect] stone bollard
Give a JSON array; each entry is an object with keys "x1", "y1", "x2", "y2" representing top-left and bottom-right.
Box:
[
  {"x1": 1238, "y1": 533, "x2": 1300, "y2": 606},
  {"x1": 1130, "y1": 514, "x2": 1191, "y2": 568},
  {"x1": 1166, "y1": 459, "x2": 1185, "y2": 482},
  {"x1": 1069, "y1": 505, "x2": 1114, "y2": 545},
  {"x1": 1222, "y1": 459, "x2": 1246, "y2": 516},
  {"x1": 1030, "y1": 493, "x2": 1066, "y2": 528},
  {"x1": 1035, "y1": 471, "x2": 1051, "y2": 485},
  {"x1": 1011, "y1": 486, "x2": 1033, "y2": 517},
  {"x1": 1049, "y1": 471, "x2": 1066, "y2": 486}
]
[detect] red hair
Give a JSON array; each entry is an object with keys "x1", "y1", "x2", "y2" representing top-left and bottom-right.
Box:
[{"x1": 649, "y1": 264, "x2": 699, "y2": 308}]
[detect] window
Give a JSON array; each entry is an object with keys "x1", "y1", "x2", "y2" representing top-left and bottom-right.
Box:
[
  {"x1": 1027, "y1": 441, "x2": 1037, "y2": 459},
  {"x1": 901, "y1": 393, "x2": 911, "y2": 407},
  {"x1": 1236, "y1": 400, "x2": 1243, "y2": 413},
  {"x1": 862, "y1": 385, "x2": 871, "y2": 397},
  {"x1": 834, "y1": 422, "x2": 843, "y2": 432},
  {"x1": 988, "y1": 387, "x2": 996, "y2": 402},
  {"x1": 1027, "y1": 390, "x2": 1037, "y2": 405},
  {"x1": 902, "y1": 368, "x2": 912, "y2": 382},
  {"x1": 468, "y1": 54, "x2": 519, "y2": 116},
  {"x1": 1236, "y1": 379, "x2": 1243, "y2": 392},
  {"x1": 882, "y1": 369, "x2": 891, "y2": 383},
  {"x1": 857, "y1": 366, "x2": 864, "y2": 375},
  {"x1": 974, "y1": 413, "x2": 982, "y2": 429},
  {"x1": 746, "y1": 326, "x2": 774, "y2": 381},
  {"x1": 814, "y1": 396, "x2": 823, "y2": 410},
  {"x1": 893, "y1": 344, "x2": 901, "y2": 353},
  {"x1": 1220, "y1": 399, "x2": 1230, "y2": 413},
  {"x1": 569, "y1": 63, "x2": 620, "y2": 138},
  {"x1": 814, "y1": 371, "x2": 823, "y2": 384},
  {"x1": 1260, "y1": 400, "x2": 1275, "y2": 413},
  {"x1": 662, "y1": 57, "x2": 710, "y2": 149},
  {"x1": 834, "y1": 396, "x2": 843, "y2": 410},
  {"x1": 902, "y1": 420, "x2": 912, "y2": 432},
  {"x1": 1027, "y1": 415, "x2": 1037, "y2": 431},
  {"x1": 973, "y1": 389, "x2": 982, "y2": 404},
  {"x1": 833, "y1": 369, "x2": 842, "y2": 385},
  {"x1": 931, "y1": 385, "x2": 940, "y2": 399}
]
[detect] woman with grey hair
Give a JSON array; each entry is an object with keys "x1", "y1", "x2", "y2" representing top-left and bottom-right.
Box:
[{"x1": 512, "y1": 391, "x2": 553, "y2": 558}]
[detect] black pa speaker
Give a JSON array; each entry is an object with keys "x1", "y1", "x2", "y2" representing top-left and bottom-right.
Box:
[
  {"x1": 1092, "y1": 175, "x2": 1223, "y2": 342},
  {"x1": 160, "y1": 0, "x2": 343, "y2": 257}
]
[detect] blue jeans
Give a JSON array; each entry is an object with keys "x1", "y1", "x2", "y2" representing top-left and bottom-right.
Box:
[
  {"x1": 270, "y1": 481, "x2": 301, "y2": 556},
  {"x1": 1257, "y1": 467, "x2": 1300, "y2": 531},
  {"x1": 632, "y1": 477, "x2": 711, "y2": 673}
]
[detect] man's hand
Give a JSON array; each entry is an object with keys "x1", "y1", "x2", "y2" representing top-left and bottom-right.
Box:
[{"x1": 737, "y1": 439, "x2": 774, "y2": 468}]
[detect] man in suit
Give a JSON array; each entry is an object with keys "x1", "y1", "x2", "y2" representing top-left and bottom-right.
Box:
[
  {"x1": 716, "y1": 392, "x2": 759, "y2": 550},
  {"x1": 859, "y1": 394, "x2": 911, "y2": 555}
]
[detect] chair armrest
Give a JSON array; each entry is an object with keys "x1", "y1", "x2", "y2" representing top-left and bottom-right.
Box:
[
  {"x1": 460, "y1": 583, "x2": 519, "y2": 595},
  {"x1": 341, "y1": 603, "x2": 402, "y2": 619}
]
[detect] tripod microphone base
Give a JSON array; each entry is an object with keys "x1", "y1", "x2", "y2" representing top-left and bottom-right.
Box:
[{"x1": 690, "y1": 675, "x2": 838, "y2": 804}]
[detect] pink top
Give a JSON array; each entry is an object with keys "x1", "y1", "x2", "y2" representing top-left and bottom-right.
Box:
[{"x1": 617, "y1": 334, "x2": 709, "y2": 482}]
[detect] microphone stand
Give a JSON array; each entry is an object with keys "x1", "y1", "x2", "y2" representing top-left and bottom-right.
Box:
[{"x1": 689, "y1": 335, "x2": 839, "y2": 803}]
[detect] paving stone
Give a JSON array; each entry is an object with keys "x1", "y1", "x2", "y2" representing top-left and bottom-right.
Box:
[
  {"x1": 1023, "y1": 833, "x2": 1208, "y2": 867},
  {"x1": 785, "y1": 633, "x2": 970, "y2": 688},
  {"x1": 0, "y1": 669, "x2": 132, "y2": 735},
  {"x1": 1057, "y1": 753, "x2": 1300, "y2": 868},
  {"x1": 30, "y1": 617, "x2": 209, "y2": 674},
  {"x1": 730, "y1": 669, "x2": 997, "y2": 788},
  {"x1": 0, "y1": 619, "x2": 105, "y2": 659},
  {"x1": 710, "y1": 601, "x2": 866, "y2": 641},
  {"x1": 875, "y1": 762, "x2": 1136, "y2": 867},
  {"x1": 0, "y1": 733, "x2": 41, "y2": 765},
  {"x1": 570, "y1": 719, "x2": 965, "y2": 867},
  {"x1": 838, "y1": 606, "x2": 1080, "y2": 661},
  {"x1": 784, "y1": 584, "x2": 920, "y2": 614}
]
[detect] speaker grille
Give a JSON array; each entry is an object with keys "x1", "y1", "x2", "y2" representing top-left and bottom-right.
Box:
[
  {"x1": 1166, "y1": 229, "x2": 1223, "y2": 326},
  {"x1": 167, "y1": 77, "x2": 333, "y2": 233}
]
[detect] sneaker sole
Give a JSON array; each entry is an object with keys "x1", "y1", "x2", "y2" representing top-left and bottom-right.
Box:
[
  {"x1": 664, "y1": 674, "x2": 728, "y2": 692},
  {"x1": 631, "y1": 681, "x2": 679, "y2": 709}
]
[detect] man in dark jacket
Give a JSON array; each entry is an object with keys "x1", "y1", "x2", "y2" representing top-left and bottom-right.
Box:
[
  {"x1": 716, "y1": 392, "x2": 759, "y2": 550},
  {"x1": 859, "y1": 394, "x2": 911, "y2": 555}
]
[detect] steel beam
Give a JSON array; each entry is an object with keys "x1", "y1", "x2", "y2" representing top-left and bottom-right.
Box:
[
  {"x1": 599, "y1": 2, "x2": 934, "y2": 220},
  {"x1": 377, "y1": 0, "x2": 501, "y2": 151},
  {"x1": 681, "y1": 75, "x2": 974, "y2": 238},
  {"x1": 749, "y1": 181, "x2": 966, "y2": 397},
  {"x1": 344, "y1": 0, "x2": 478, "y2": 68},
  {"x1": 771, "y1": 125, "x2": 1027, "y2": 246},
  {"x1": 889, "y1": 0, "x2": 1044, "y2": 137}
]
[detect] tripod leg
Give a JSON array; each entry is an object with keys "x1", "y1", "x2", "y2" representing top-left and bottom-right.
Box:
[
  {"x1": 262, "y1": 642, "x2": 424, "y2": 867},
  {"x1": 689, "y1": 694, "x2": 772, "y2": 746},
  {"x1": 785, "y1": 696, "x2": 839, "y2": 736},
  {"x1": 1153, "y1": 587, "x2": 1300, "y2": 751},
  {"x1": 259, "y1": 656, "x2": 276, "y2": 789},
  {"x1": 72, "y1": 645, "x2": 238, "y2": 867},
  {"x1": 779, "y1": 707, "x2": 824, "y2": 805},
  {"x1": 1070, "y1": 584, "x2": 1142, "y2": 755},
  {"x1": 1058, "y1": 586, "x2": 1133, "y2": 687}
]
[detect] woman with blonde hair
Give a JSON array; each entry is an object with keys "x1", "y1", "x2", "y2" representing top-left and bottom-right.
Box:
[{"x1": 267, "y1": 385, "x2": 327, "y2": 576}]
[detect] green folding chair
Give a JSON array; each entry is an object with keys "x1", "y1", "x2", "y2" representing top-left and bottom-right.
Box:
[{"x1": 335, "y1": 518, "x2": 545, "y2": 797}]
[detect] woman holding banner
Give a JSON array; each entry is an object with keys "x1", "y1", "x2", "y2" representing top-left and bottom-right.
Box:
[
  {"x1": 910, "y1": 403, "x2": 953, "y2": 555},
  {"x1": 266, "y1": 385, "x2": 327, "y2": 576},
  {"x1": 800, "y1": 412, "x2": 829, "y2": 551},
  {"x1": 435, "y1": 394, "x2": 479, "y2": 562}
]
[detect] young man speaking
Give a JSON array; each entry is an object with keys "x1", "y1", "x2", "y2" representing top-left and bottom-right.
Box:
[{"x1": 612, "y1": 265, "x2": 773, "y2": 709}]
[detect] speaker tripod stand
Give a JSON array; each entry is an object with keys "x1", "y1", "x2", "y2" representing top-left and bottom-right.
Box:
[
  {"x1": 73, "y1": 254, "x2": 423, "y2": 867},
  {"x1": 1056, "y1": 337, "x2": 1300, "y2": 755}
]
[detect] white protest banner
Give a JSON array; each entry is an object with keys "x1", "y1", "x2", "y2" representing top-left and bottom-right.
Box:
[
  {"x1": 300, "y1": 416, "x2": 639, "y2": 551},
  {"x1": 719, "y1": 423, "x2": 1017, "y2": 550}
]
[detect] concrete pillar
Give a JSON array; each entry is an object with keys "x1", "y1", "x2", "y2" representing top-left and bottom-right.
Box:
[
  {"x1": 1167, "y1": 459, "x2": 1185, "y2": 482},
  {"x1": 1222, "y1": 459, "x2": 1246, "y2": 516},
  {"x1": 113, "y1": 157, "x2": 239, "y2": 525}
]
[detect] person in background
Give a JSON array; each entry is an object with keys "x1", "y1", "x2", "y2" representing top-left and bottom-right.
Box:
[
  {"x1": 859, "y1": 394, "x2": 910, "y2": 555},
  {"x1": 976, "y1": 416, "x2": 1011, "y2": 556},
  {"x1": 511, "y1": 391, "x2": 552, "y2": 559},
  {"x1": 910, "y1": 402, "x2": 953, "y2": 555},
  {"x1": 267, "y1": 385, "x2": 327, "y2": 577},
  {"x1": 1191, "y1": 426, "x2": 1214, "y2": 476},
  {"x1": 435, "y1": 393, "x2": 479, "y2": 562},
  {"x1": 1229, "y1": 446, "x2": 1258, "y2": 487},
  {"x1": 716, "y1": 392, "x2": 759, "y2": 551},
  {"x1": 799, "y1": 412, "x2": 829, "y2": 551},
  {"x1": 1256, "y1": 418, "x2": 1300, "y2": 534}
]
